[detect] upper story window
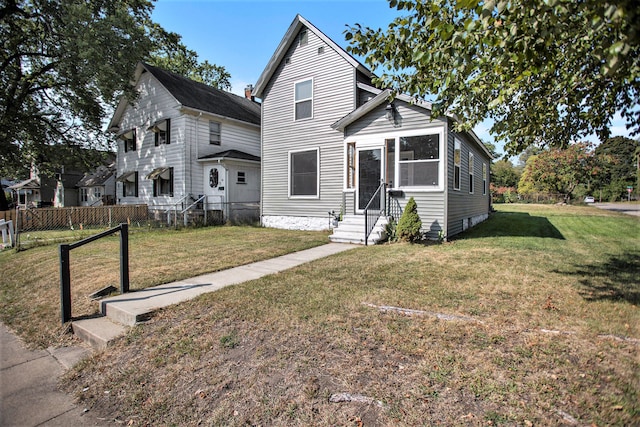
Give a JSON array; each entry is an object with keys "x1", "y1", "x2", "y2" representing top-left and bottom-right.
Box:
[
  {"x1": 399, "y1": 134, "x2": 440, "y2": 187},
  {"x1": 299, "y1": 29, "x2": 308, "y2": 46},
  {"x1": 454, "y1": 137, "x2": 461, "y2": 190},
  {"x1": 469, "y1": 152, "x2": 475, "y2": 194},
  {"x1": 294, "y1": 79, "x2": 313, "y2": 120},
  {"x1": 149, "y1": 119, "x2": 170, "y2": 146},
  {"x1": 210, "y1": 121, "x2": 221, "y2": 145},
  {"x1": 121, "y1": 129, "x2": 136, "y2": 153}
]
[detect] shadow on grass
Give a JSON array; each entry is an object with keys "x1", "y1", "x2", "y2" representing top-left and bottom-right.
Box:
[
  {"x1": 456, "y1": 211, "x2": 565, "y2": 240},
  {"x1": 553, "y1": 251, "x2": 640, "y2": 305}
]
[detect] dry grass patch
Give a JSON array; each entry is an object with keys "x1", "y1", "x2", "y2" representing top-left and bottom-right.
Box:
[
  {"x1": 0, "y1": 226, "x2": 328, "y2": 348},
  {"x1": 62, "y1": 205, "x2": 639, "y2": 425}
]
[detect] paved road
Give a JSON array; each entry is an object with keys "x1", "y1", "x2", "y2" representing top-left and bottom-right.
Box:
[
  {"x1": 593, "y1": 202, "x2": 640, "y2": 217},
  {"x1": 0, "y1": 323, "x2": 108, "y2": 426}
]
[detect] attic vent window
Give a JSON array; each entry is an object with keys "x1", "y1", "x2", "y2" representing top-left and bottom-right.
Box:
[
  {"x1": 299, "y1": 29, "x2": 308, "y2": 46},
  {"x1": 285, "y1": 57, "x2": 291, "y2": 65},
  {"x1": 318, "y1": 46, "x2": 324, "y2": 55}
]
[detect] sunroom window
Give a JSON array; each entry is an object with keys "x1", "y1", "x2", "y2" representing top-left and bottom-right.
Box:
[{"x1": 399, "y1": 134, "x2": 439, "y2": 186}]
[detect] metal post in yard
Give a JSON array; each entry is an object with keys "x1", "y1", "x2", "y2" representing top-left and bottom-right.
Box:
[
  {"x1": 59, "y1": 244, "x2": 72, "y2": 324},
  {"x1": 119, "y1": 223, "x2": 129, "y2": 294}
]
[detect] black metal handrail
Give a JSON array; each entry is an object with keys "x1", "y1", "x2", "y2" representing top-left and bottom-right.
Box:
[
  {"x1": 363, "y1": 182, "x2": 386, "y2": 246},
  {"x1": 386, "y1": 191, "x2": 403, "y2": 221},
  {"x1": 59, "y1": 223, "x2": 129, "y2": 324}
]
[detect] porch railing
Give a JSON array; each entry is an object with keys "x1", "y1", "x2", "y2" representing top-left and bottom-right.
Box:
[{"x1": 363, "y1": 182, "x2": 386, "y2": 246}]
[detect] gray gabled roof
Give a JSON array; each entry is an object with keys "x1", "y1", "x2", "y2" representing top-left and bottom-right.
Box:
[
  {"x1": 76, "y1": 164, "x2": 115, "y2": 188},
  {"x1": 198, "y1": 149, "x2": 260, "y2": 163},
  {"x1": 109, "y1": 63, "x2": 261, "y2": 131},
  {"x1": 253, "y1": 15, "x2": 375, "y2": 98}
]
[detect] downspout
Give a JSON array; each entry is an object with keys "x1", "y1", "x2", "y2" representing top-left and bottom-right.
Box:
[{"x1": 192, "y1": 112, "x2": 202, "y2": 197}]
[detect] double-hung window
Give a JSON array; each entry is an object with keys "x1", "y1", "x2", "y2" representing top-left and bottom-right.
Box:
[
  {"x1": 121, "y1": 129, "x2": 136, "y2": 153},
  {"x1": 294, "y1": 79, "x2": 313, "y2": 120},
  {"x1": 399, "y1": 134, "x2": 440, "y2": 187},
  {"x1": 121, "y1": 172, "x2": 138, "y2": 197},
  {"x1": 149, "y1": 167, "x2": 174, "y2": 197},
  {"x1": 80, "y1": 188, "x2": 88, "y2": 203},
  {"x1": 469, "y1": 152, "x2": 475, "y2": 194},
  {"x1": 289, "y1": 148, "x2": 319, "y2": 197},
  {"x1": 93, "y1": 187, "x2": 101, "y2": 199},
  {"x1": 210, "y1": 121, "x2": 221, "y2": 145},
  {"x1": 454, "y1": 138, "x2": 461, "y2": 190},
  {"x1": 150, "y1": 119, "x2": 170, "y2": 146}
]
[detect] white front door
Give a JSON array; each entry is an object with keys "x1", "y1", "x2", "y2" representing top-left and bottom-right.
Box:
[{"x1": 203, "y1": 165, "x2": 225, "y2": 210}]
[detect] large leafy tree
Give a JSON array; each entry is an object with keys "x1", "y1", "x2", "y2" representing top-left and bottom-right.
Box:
[
  {"x1": 346, "y1": 0, "x2": 640, "y2": 156},
  {"x1": 518, "y1": 143, "x2": 599, "y2": 201},
  {"x1": 593, "y1": 136, "x2": 640, "y2": 200},
  {"x1": 1, "y1": 0, "x2": 230, "y2": 178},
  {"x1": 491, "y1": 159, "x2": 520, "y2": 188}
]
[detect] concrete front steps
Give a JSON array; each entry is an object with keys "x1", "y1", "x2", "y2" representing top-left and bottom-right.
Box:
[
  {"x1": 329, "y1": 215, "x2": 388, "y2": 245},
  {"x1": 71, "y1": 243, "x2": 357, "y2": 350}
]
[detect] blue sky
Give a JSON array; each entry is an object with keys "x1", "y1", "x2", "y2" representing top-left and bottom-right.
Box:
[{"x1": 151, "y1": 0, "x2": 636, "y2": 158}]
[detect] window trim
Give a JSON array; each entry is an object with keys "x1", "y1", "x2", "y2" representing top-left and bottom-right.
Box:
[
  {"x1": 469, "y1": 152, "x2": 475, "y2": 194},
  {"x1": 454, "y1": 137, "x2": 461, "y2": 191},
  {"x1": 293, "y1": 78, "x2": 313, "y2": 121},
  {"x1": 288, "y1": 147, "x2": 320, "y2": 199}
]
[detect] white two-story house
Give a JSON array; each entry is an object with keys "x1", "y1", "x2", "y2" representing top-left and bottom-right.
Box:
[
  {"x1": 108, "y1": 62, "x2": 261, "y2": 223},
  {"x1": 253, "y1": 15, "x2": 492, "y2": 243}
]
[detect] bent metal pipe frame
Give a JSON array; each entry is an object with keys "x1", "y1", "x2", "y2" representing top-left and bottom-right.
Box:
[{"x1": 59, "y1": 223, "x2": 129, "y2": 324}]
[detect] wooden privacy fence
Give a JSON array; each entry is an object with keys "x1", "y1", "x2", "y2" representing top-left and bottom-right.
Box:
[{"x1": 1, "y1": 205, "x2": 149, "y2": 231}]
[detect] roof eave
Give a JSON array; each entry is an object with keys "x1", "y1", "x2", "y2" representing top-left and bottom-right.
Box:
[{"x1": 179, "y1": 106, "x2": 260, "y2": 128}]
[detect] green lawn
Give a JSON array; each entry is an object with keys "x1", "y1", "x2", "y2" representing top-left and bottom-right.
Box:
[
  {"x1": 0, "y1": 226, "x2": 329, "y2": 348},
  {"x1": 56, "y1": 204, "x2": 639, "y2": 426}
]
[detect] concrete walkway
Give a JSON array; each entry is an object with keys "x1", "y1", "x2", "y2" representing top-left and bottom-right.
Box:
[
  {"x1": 1, "y1": 242, "x2": 358, "y2": 426},
  {"x1": 73, "y1": 242, "x2": 357, "y2": 348},
  {"x1": 0, "y1": 323, "x2": 108, "y2": 426}
]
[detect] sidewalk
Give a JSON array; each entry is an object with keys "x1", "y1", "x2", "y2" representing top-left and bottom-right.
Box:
[
  {"x1": 0, "y1": 323, "x2": 108, "y2": 426},
  {"x1": 1, "y1": 242, "x2": 357, "y2": 426}
]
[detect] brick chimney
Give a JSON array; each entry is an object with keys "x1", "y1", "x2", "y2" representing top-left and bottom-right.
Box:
[{"x1": 244, "y1": 84, "x2": 254, "y2": 101}]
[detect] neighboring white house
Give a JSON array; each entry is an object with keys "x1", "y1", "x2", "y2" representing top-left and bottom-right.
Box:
[
  {"x1": 253, "y1": 15, "x2": 492, "y2": 243},
  {"x1": 76, "y1": 163, "x2": 116, "y2": 206},
  {"x1": 108, "y1": 63, "x2": 261, "y2": 223}
]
